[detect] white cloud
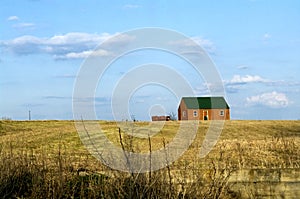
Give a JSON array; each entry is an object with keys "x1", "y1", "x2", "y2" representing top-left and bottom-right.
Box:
[
  {"x1": 7, "y1": 16, "x2": 19, "y2": 21},
  {"x1": 1, "y1": 31, "x2": 213, "y2": 61},
  {"x1": 246, "y1": 91, "x2": 289, "y2": 108},
  {"x1": 193, "y1": 82, "x2": 225, "y2": 95},
  {"x1": 169, "y1": 36, "x2": 215, "y2": 54},
  {"x1": 1, "y1": 29, "x2": 215, "y2": 64},
  {"x1": 13, "y1": 23, "x2": 35, "y2": 29},
  {"x1": 192, "y1": 37, "x2": 215, "y2": 51},
  {"x1": 227, "y1": 75, "x2": 268, "y2": 85},
  {"x1": 47, "y1": 32, "x2": 109, "y2": 45},
  {"x1": 1, "y1": 35, "x2": 43, "y2": 54},
  {"x1": 194, "y1": 86, "x2": 210, "y2": 95},
  {"x1": 225, "y1": 75, "x2": 300, "y2": 93},
  {"x1": 100, "y1": 33, "x2": 135, "y2": 48},
  {"x1": 0, "y1": 32, "x2": 122, "y2": 59},
  {"x1": 265, "y1": 80, "x2": 300, "y2": 87},
  {"x1": 54, "y1": 49, "x2": 112, "y2": 60},
  {"x1": 6, "y1": 35, "x2": 41, "y2": 45}
]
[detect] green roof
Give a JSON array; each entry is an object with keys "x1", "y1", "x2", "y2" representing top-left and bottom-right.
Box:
[{"x1": 182, "y1": 97, "x2": 230, "y2": 109}]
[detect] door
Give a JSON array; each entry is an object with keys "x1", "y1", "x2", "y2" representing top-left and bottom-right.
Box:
[{"x1": 203, "y1": 110, "x2": 209, "y2": 120}]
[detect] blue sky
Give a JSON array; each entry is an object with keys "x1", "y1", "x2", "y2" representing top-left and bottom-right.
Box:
[{"x1": 1, "y1": 0, "x2": 300, "y2": 120}]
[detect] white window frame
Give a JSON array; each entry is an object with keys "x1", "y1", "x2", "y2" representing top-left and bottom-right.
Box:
[
  {"x1": 220, "y1": 110, "x2": 225, "y2": 116},
  {"x1": 182, "y1": 111, "x2": 186, "y2": 117},
  {"x1": 193, "y1": 110, "x2": 198, "y2": 117}
]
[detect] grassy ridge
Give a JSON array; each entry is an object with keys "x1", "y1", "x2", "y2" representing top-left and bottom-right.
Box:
[{"x1": 0, "y1": 120, "x2": 299, "y2": 198}]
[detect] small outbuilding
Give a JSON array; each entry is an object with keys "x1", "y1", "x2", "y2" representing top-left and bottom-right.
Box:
[
  {"x1": 151, "y1": 115, "x2": 171, "y2": 121},
  {"x1": 178, "y1": 97, "x2": 230, "y2": 120}
]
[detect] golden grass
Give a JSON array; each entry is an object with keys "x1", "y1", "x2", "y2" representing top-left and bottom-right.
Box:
[
  {"x1": 0, "y1": 120, "x2": 299, "y2": 198},
  {"x1": 1, "y1": 120, "x2": 299, "y2": 170}
]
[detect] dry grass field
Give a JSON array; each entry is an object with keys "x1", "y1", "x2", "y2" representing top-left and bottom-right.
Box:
[{"x1": 0, "y1": 120, "x2": 299, "y2": 198}]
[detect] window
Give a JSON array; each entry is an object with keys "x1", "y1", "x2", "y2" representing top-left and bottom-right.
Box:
[
  {"x1": 182, "y1": 111, "x2": 186, "y2": 117},
  {"x1": 220, "y1": 110, "x2": 224, "y2": 116},
  {"x1": 193, "y1": 110, "x2": 198, "y2": 117}
]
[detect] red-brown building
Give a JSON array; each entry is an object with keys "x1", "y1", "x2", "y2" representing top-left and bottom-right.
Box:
[
  {"x1": 178, "y1": 97, "x2": 230, "y2": 120},
  {"x1": 151, "y1": 115, "x2": 171, "y2": 121}
]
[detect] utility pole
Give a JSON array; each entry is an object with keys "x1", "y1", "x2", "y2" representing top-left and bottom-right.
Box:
[{"x1": 29, "y1": 110, "x2": 31, "y2": 121}]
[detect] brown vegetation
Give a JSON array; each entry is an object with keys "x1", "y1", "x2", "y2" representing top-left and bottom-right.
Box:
[{"x1": 0, "y1": 120, "x2": 299, "y2": 198}]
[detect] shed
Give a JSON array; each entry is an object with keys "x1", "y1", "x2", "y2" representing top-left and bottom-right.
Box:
[{"x1": 151, "y1": 115, "x2": 171, "y2": 121}]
